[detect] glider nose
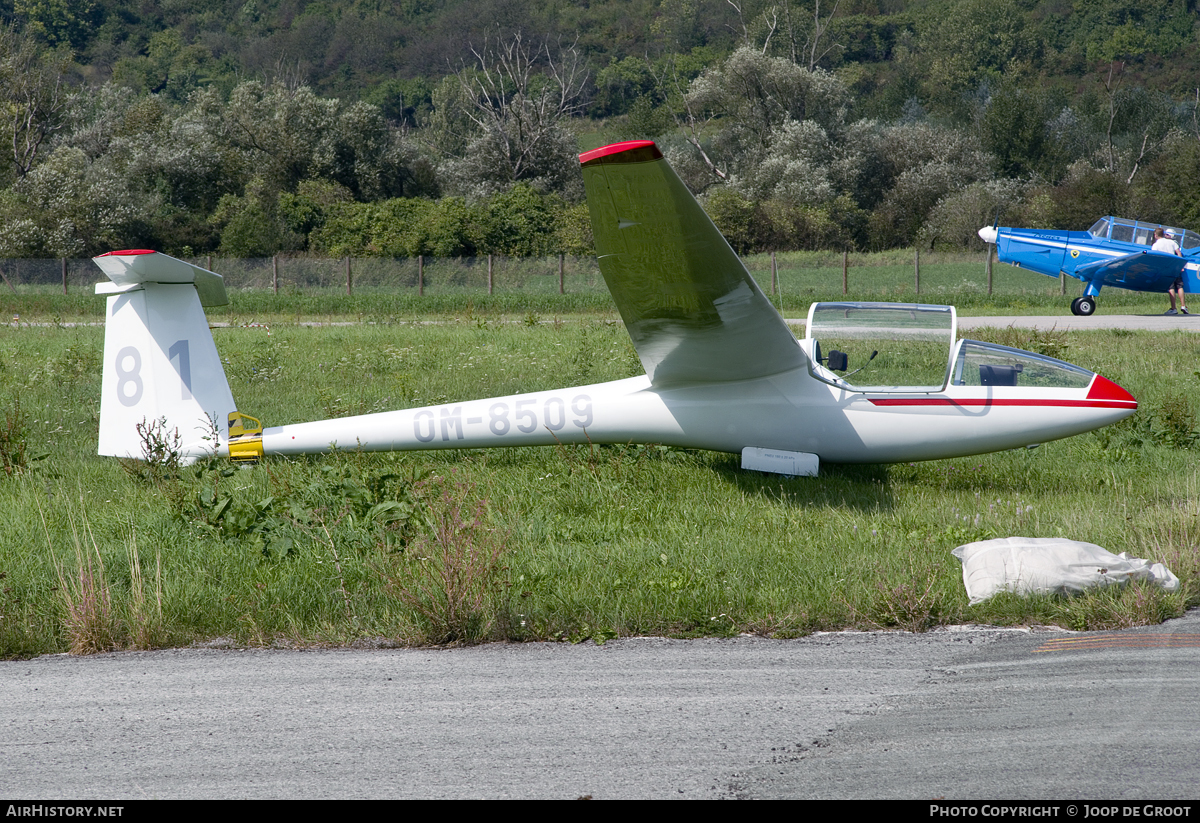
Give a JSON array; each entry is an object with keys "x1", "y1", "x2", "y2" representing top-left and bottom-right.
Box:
[
  {"x1": 978, "y1": 225, "x2": 998, "y2": 244},
  {"x1": 1087, "y1": 374, "x2": 1137, "y2": 409}
]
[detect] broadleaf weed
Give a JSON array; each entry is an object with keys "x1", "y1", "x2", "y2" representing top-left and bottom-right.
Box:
[{"x1": 383, "y1": 472, "x2": 508, "y2": 645}]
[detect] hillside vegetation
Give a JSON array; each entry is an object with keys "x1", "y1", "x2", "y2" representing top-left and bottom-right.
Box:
[{"x1": 2, "y1": 0, "x2": 1200, "y2": 257}]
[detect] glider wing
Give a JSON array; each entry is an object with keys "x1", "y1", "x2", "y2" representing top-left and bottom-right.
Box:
[{"x1": 580, "y1": 141, "x2": 805, "y2": 387}]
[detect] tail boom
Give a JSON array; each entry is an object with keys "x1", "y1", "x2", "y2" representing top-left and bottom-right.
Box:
[{"x1": 254, "y1": 377, "x2": 671, "y2": 456}]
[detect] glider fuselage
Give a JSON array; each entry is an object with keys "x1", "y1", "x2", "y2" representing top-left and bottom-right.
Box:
[
  {"x1": 92, "y1": 141, "x2": 1139, "y2": 475},
  {"x1": 252, "y1": 363, "x2": 1136, "y2": 465}
]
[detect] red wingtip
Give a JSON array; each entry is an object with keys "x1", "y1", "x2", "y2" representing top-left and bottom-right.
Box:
[
  {"x1": 579, "y1": 140, "x2": 662, "y2": 166},
  {"x1": 95, "y1": 249, "x2": 158, "y2": 257},
  {"x1": 1087, "y1": 375, "x2": 1137, "y2": 407}
]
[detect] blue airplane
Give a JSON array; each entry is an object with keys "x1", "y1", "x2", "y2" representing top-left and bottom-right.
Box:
[{"x1": 978, "y1": 216, "x2": 1200, "y2": 315}]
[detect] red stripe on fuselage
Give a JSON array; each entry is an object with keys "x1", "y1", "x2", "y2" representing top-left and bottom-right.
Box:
[
  {"x1": 867, "y1": 398, "x2": 1136, "y2": 409},
  {"x1": 868, "y1": 374, "x2": 1136, "y2": 410}
]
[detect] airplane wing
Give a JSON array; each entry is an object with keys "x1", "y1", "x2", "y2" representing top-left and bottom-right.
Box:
[
  {"x1": 580, "y1": 141, "x2": 805, "y2": 387},
  {"x1": 1073, "y1": 250, "x2": 1186, "y2": 291}
]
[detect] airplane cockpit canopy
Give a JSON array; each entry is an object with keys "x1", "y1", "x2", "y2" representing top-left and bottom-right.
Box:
[
  {"x1": 1087, "y1": 216, "x2": 1200, "y2": 251},
  {"x1": 950, "y1": 341, "x2": 1093, "y2": 389},
  {"x1": 804, "y1": 302, "x2": 1095, "y2": 393},
  {"x1": 805, "y1": 302, "x2": 956, "y2": 392}
]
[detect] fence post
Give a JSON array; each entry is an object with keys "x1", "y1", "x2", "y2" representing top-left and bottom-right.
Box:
[
  {"x1": 986, "y1": 246, "x2": 993, "y2": 296},
  {"x1": 559, "y1": 253, "x2": 564, "y2": 294},
  {"x1": 346, "y1": 256, "x2": 352, "y2": 295},
  {"x1": 272, "y1": 254, "x2": 279, "y2": 294},
  {"x1": 61, "y1": 258, "x2": 67, "y2": 295},
  {"x1": 1061, "y1": 272, "x2": 1066, "y2": 296},
  {"x1": 842, "y1": 250, "x2": 848, "y2": 295},
  {"x1": 771, "y1": 251, "x2": 777, "y2": 295},
  {"x1": 418, "y1": 255, "x2": 424, "y2": 296},
  {"x1": 914, "y1": 248, "x2": 920, "y2": 295},
  {"x1": 488, "y1": 254, "x2": 493, "y2": 295},
  {"x1": 207, "y1": 255, "x2": 212, "y2": 272}
]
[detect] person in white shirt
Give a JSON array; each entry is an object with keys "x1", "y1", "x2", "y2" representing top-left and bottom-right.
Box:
[{"x1": 1153, "y1": 227, "x2": 1187, "y2": 315}]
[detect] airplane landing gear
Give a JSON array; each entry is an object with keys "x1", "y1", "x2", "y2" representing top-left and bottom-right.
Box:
[{"x1": 1071, "y1": 296, "x2": 1096, "y2": 316}]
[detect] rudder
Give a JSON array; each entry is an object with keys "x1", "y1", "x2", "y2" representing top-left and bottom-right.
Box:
[{"x1": 95, "y1": 251, "x2": 236, "y2": 462}]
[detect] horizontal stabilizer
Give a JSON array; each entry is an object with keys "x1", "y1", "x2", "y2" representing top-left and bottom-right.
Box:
[{"x1": 93, "y1": 250, "x2": 228, "y2": 307}]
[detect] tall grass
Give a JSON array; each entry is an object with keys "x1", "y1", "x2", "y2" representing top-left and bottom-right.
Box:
[
  {"x1": 41, "y1": 504, "x2": 119, "y2": 655},
  {"x1": 380, "y1": 472, "x2": 509, "y2": 644},
  {"x1": 1, "y1": 318, "x2": 1197, "y2": 657}
]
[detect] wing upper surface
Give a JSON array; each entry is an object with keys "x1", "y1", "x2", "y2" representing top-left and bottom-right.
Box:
[
  {"x1": 1074, "y1": 250, "x2": 1186, "y2": 289},
  {"x1": 580, "y1": 141, "x2": 805, "y2": 387}
]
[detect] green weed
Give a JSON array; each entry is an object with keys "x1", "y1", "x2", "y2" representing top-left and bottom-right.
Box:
[
  {"x1": 1155, "y1": 393, "x2": 1197, "y2": 449},
  {"x1": 0, "y1": 396, "x2": 42, "y2": 477},
  {"x1": 382, "y1": 473, "x2": 508, "y2": 645}
]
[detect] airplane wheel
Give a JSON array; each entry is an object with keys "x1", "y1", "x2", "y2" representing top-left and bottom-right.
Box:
[{"x1": 1071, "y1": 296, "x2": 1096, "y2": 316}]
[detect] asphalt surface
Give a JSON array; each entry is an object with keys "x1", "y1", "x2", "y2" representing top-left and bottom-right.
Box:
[
  {"x1": 784, "y1": 313, "x2": 1200, "y2": 333},
  {"x1": 731, "y1": 609, "x2": 1200, "y2": 800},
  {"x1": 3, "y1": 611, "x2": 1198, "y2": 799},
  {"x1": 956, "y1": 313, "x2": 1200, "y2": 332}
]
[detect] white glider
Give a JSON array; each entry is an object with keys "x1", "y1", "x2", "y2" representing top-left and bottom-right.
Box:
[{"x1": 94, "y1": 140, "x2": 1137, "y2": 476}]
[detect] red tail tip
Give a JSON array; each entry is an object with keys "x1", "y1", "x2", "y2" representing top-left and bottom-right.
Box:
[{"x1": 579, "y1": 140, "x2": 662, "y2": 166}]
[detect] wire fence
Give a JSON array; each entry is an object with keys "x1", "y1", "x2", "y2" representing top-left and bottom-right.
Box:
[{"x1": 0, "y1": 250, "x2": 1075, "y2": 298}]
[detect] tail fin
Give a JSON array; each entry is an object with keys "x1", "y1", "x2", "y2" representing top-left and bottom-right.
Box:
[{"x1": 95, "y1": 250, "x2": 237, "y2": 462}]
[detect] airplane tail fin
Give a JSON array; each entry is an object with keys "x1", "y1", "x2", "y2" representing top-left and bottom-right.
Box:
[{"x1": 95, "y1": 250, "x2": 237, "y2": 463}]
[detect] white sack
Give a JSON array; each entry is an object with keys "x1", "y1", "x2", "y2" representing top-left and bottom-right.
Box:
[{"x1": 951, "y1": 537, "x2": 1180, "y2": 605}]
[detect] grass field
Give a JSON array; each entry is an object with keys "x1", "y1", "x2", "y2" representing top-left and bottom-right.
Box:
[{"x1": 1, "y1": 293, "x2": 1198, "y2": 658}]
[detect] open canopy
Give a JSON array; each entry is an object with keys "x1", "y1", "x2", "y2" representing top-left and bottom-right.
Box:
[{"x1": 804, "y1": 301, "x2": 1095, "y2": 392}]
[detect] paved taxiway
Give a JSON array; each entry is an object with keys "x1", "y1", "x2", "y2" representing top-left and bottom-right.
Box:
[
  {"x1": 3, "y1": 609, "x2": 1197, "y2": 799},
  {"x1": 957, "y1": 313, "x2": 1200, "y2": 333},
  {"x1": 784, "y1": 313, "x2": 1200, "y2": 333}
]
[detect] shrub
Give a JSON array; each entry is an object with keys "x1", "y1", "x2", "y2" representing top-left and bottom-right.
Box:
[
  {"x1": 1156, "y1": 393, "x2": 1197, "y2": 450},
  {"x1": 384, "y1": 473, "x2": 508, "y2": 645},
  {"x1": 0, "y1": 396, "x2": 34, "y2": 477}
]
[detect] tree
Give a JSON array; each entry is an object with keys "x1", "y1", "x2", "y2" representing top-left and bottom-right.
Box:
[
  {"x1": 851, "y1": 122, "x2": 996, "y2": 249},
  {"x1": 13, "y1": 0, "x2": 99, "y2": 51},
  {"x1": 212, "y1": 177, "x2": 288, "y2": 257},
  {"x1": 0, "y1": 145, "x2": 146, "y2": 257},
  {"x1": 476, "y1": 183, "x2": 563, "y2": 255},
  {"x1": 678, "y1": 46, "x2": 851, "y2": 186},
  {"x1": 1093, "y1": 64, "x2": 1179, "y2": 185},
  {"x1": 919, "y1": 179, "x2": 1028, "y2": 250},
  {"x1": 916, "y1": 0, "x2": 1035, "y2": 119},
  {"x1": 981, "y1": 81, "x2": 1071, "y2": 180},
  {"x1": 0, "y1": 24, "x2": 72, "y2": 180},
  {"x1": 436, "y1": 32, "x2": 589, "y2": 198},
  {"x1": 729, "y1": 117, "x2": 833, "y2": 206},
  {"x1": 1135, "y1": 133, "x2": 1200, "y2": 229}
]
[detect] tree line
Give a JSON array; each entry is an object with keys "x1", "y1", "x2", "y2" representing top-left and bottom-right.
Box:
[{"x1": 1, "y1": 0, "x2": 1199, "y2": 259}]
